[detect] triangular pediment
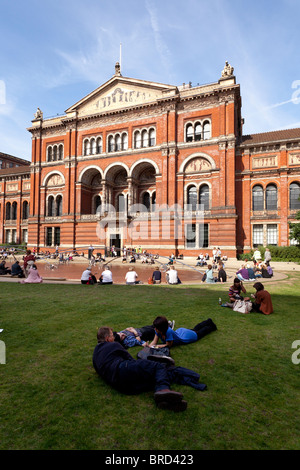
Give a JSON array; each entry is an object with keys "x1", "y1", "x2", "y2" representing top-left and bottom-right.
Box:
[{"x1": 65, "y1": 75, "x2": 177, "y2": 117}]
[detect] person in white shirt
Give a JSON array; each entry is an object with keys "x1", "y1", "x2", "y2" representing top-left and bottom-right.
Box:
[
  {"x1": 125, "y1": 267, "x2": 138, "y2": 285},
  {"x1": 166, "y1": 266, "x2": 178, "y2": 285},
  {"x1": 81, "y1": 267, "x2": 96, "y2": 284},
  {"x1": 98, "y1": 266, "x2": 113, "y2": 284}
]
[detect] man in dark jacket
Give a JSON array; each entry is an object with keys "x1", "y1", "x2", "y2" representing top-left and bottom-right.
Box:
[
  {"x1": 93, "y1": 326, "x2": 187, "y2": 411},
  {"x1": 11, "y1": 261, "x2": 25, "y2": 278}
]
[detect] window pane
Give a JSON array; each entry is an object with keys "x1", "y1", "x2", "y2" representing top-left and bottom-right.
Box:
[
  {"x1": 186, "y1": 124, "x2": 193, "y2": 142},
  {"x1": 186, "y1": 224, "x2": 196, "y2": 248},
  {"x1": 195, "y1": 123, "x2": 202, "y2": 141},
  {"x1": 199, "y1": 185, "x2": 209, "y2": 210},
  {"x1": 199, "y1": 223, "x2": 209, "y2": 248},
  {"x1": 253, "y1": 224, "x2": 263, "y2": 247},
  {"x1": 267, "y1": 224, "x2": 278, "y2": 245},
  {"x1": 290, "y1": 183, "x2": 300, "y2": 210},
  {"x1": 252, "y1": 186, "x2": 264, "y2": 211},
  {"x1": 266, "y1": 185, "x2": 277, "y2": 210},
  {"x1": 203, "y1": 121, "x2": 211, "y2": 140},
  {"x1": 187, "y1": 187, "x2": 197, "y2": 211}
]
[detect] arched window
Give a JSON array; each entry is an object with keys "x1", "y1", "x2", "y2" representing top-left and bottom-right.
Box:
[
  {"x1": 152, "y1": 191, "x2": 156, "y2": 211},
  {"x1": 95, "y1": 195, "x2": 101, "y2": 214},
  {"x1": 149, "y1": 128, "x2": 156, "y2": 147},
  {"x1": 96, "y1": 137, "x2": 102, "y2": 154},
  {"x1": 22, "y1": 201, "x2": 29, "y2": 220},
  {"x1": 134, "y1": 131, "x2": 141, "y2": 149},
  {"x1": 290, "y1": 182, "x2": 300, "y2": 210},
  {"x1": 56, "y1": 195, "x2": 62, "y2": 216},
  {"x1": 5, "y1": 202, "x2": 11, "y2": 220},
  {"x1": 266, "y1": 184, "x2": 277, "y2": 211},
  {"x1": 58, "y1": 144, "x2": 63, "y2": 160},
  {"x1": 252, "y1": 185, "x2": 264, "y2": 211},
  {"x1": 108, "y1": 135, "x2": 114, "y2": 153},
  {"x1": 117, "y1": 194, "x2": 125, "y2": 212},
  {"x1": 142, "y1": 192, "x2": 151, "y2": 212},
  {"x1": 47, "y1": 196, "x2": 54, "y2": 217},
  {"x1": 187, "y1": 186, "x2": 197, "y2": 211},
  {"x1": 186, "y1": 124, "x2": 194, "y2": 142},
  {"x1": 53, "y1": 146, "x2": 57, "y2": 161},
  {"x1": 47, "y1": 147, "x2": 53, "y2": 162},
  {"x1": 199, "y1": 184, "x2": 210, "y2": 210},
  {"x1": 115, "y1": 134, "x2": 121, "y2": 152},
  {"x1": 12, "y1": 202, "x2": 17, "y2": 220},
  {"x1": 83, "y1": 140, "x2": 89, "y2": 156},
  {"x1": 203, "y1": 121, "x2": 211, "y2": 140},
  {"x1": 195, "y1": 122, "x2": 202, "y2": 141},
  {"x1": 142, "y1": 130, "x2": 148, "y2": 148},
  {"x1": 91, "y1": 138, "x2": 96, "y2": 155},
  {"x1": 122, "y1": 133, "x2": 128, "y2": 151}
]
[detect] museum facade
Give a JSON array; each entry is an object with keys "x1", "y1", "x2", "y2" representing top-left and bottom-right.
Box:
[{"x1": 1, "y1": 62, "x2": 300, "y2": 256}]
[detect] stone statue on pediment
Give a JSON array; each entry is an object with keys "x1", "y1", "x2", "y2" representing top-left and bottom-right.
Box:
[
  {"x1": 34, "y1": 108, "x2": 43, "y2": 120},
  {"x1": 221, "y1": 61, "x2": 234, "y2": 78},
  {"x1": 115, "y1": 62, "x2": 122, "y2": 76}
]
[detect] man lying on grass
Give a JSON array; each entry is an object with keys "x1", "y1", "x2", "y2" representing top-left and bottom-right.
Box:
[{"x1": 93, "y1": 326, "x2": 187, "y2": 411}]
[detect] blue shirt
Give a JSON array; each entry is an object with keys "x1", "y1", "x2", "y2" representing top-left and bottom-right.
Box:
[{"x1": 156, "y1": 327, "x2": 198, "y2": 345}]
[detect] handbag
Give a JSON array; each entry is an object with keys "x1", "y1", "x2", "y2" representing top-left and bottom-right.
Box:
[
  {"x1": 148, "y1": 277, "x2": 154, "y2": 284},
  {"x1": 233, "y1": 299, "x2": 252, "y2": 314}
]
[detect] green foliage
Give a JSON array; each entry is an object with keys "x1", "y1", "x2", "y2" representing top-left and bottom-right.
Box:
[
  {"x1": 238, "y1": 245, "x2": 300, "y2": 261},
  {"x1": 0, "y1": 280, "x2": 299, "y2": 450}
]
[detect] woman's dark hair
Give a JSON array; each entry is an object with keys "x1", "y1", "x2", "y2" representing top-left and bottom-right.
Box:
[
  {"x1": 233, "y1": 277, "x2": 241, "y2": 284},
  {"x1": 253, "y1": 282, "x2": 264, "y2": 291},
  {"x1": 113, "y1": 332, "x2": 121, "y2": 343},
  {"x1": 153, "y1": 316, "x2": 169, "y2": 335}
]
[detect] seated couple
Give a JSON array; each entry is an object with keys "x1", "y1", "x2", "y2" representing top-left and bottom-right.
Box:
[
  {"x1": 222, "y1": 278, "x2": 273, "y2": 315},
  {"x1": 114, "y1": 316, "x2": 217, "y2": 349}
]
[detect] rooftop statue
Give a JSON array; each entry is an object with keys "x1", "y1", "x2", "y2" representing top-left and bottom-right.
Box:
[{"x1": 221, "y1": 61, "x2": 234, "y2": 78}]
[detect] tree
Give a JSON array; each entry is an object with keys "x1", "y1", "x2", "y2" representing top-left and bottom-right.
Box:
[{"x1": 289, "y1": 210, "x2": 300, "y2": 245}]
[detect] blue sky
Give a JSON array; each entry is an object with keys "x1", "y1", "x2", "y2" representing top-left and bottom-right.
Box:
[{"x1": 1, "y1": 0, "x2": 300, "y2": 161}]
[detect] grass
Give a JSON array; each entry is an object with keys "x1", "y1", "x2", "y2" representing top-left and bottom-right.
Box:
[{"x1": 0, "y1": 275, "x2": 299, "y2": 450}]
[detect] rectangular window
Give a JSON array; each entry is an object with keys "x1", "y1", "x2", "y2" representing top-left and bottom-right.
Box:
[
  {"x1": 186, "y1": 224, "x2": 196, "y2": 248},
  {"x1": 253, "y1": 224, "x2": 263, "y2": 247},
  {"x1": 54, "y1": 227, "x2": 60, "y2": 246},
  {"x1": 199, "y1": 223, "x2": 209, "y2": 248},
  {"x1": 5, "y1": 230, "x2": 11, "y2": 243},
  {"x1": 267, "y1": 224, "x2": 278, "y2": 245},
  {"x1": 46, "y1": 227, "x2": 52, "y2": 246},
  {"x1": 12, "y1": 229, "x2": 17, "y2": 243},
  {"x1": 185, "y1": 223, "x2": 209, "y2": 248},
  {"x1": 22, "y1": 229, "x2": 28, "y2": 243}
]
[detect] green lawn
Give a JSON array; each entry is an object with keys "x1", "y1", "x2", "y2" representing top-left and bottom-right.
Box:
[{"x1": 0, "y1": 276, "x2": 299, "y2": 450}]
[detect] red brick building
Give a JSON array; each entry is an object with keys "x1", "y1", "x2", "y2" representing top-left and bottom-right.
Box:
[{"x1": 1, "y1": 62, "x2": 300, "y2": 255}]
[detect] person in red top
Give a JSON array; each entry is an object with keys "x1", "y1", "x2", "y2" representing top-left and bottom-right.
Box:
[
  {"x1": 23, "y1": 249, "x2": 36, "y2": 275},
  {"x1": 251, "y1": 282, "x2": 273, "y2": 315}
]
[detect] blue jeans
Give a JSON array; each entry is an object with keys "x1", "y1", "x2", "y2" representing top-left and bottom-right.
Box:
[{"x1": 116, "y1": 359, "x2": 170, "y2": 394}]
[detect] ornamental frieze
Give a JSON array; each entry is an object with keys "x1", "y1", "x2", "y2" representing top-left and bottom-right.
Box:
[
  {"x1": 252, "y1": 156, "x2": 278, "y2": 169},
  {"x1": 289, "y1": 153, "x2": 300, "y2": 166}
]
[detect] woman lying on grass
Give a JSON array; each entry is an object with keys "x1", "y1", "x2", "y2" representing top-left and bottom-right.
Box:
[{"x1": 149, "y1": 315, "x2": 217, "y2": 349}]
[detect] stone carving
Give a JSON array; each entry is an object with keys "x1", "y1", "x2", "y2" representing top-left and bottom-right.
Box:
[
  {"x1": 115, "y1": 62, "x2": 121, "y2": 76},
  {"x1": 289, "y1": 154, "x2": 300, "y2": 166},
  {"x1": 221, "y1": 61, "x2": 234, "y2": 78},
  {"x1": 185, "y1": 157, "x2": 212, "y2": 173},
  {"x1": 34, "y1": 108, "x2": 43, "y2": 120},
  {"x1": 252, "y1": 156, "x2": 277, "y2": 169},
  {"x1": 46, "y1": 174, "x2": 64, "y2": 187}
]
